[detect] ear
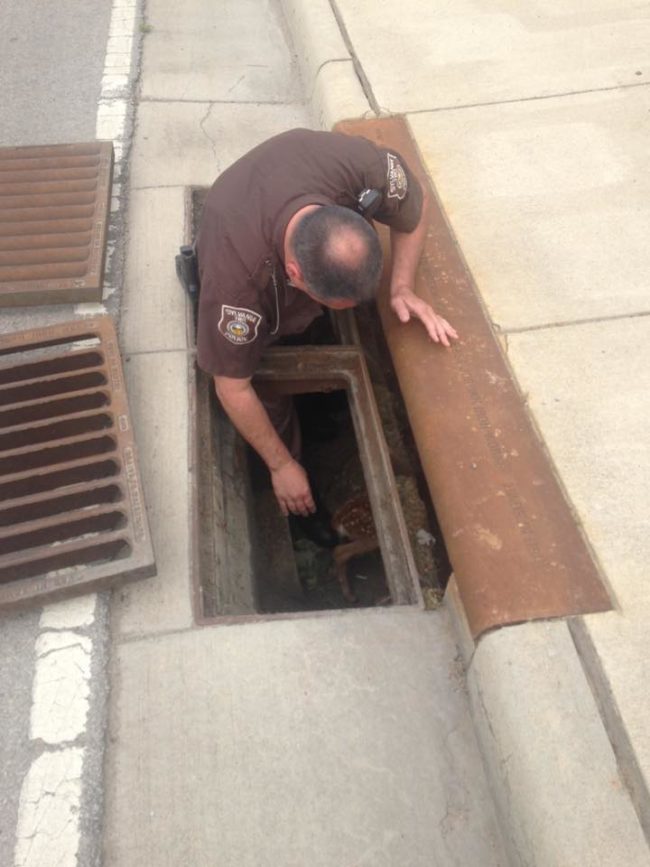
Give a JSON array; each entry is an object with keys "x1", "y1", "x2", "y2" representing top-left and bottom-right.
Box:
[{"x1": 285, "y1": 259, "x2": 303, "y2": 284}]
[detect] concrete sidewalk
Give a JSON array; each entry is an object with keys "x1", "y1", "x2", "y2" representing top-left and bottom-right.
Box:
[
  {"x1": 282, "y1": 0, "x2": 650, "y2": 862},
  {"x1": 103, "y1": 0, "x2": 650, "y2": 865},
  {"x1": 103, "y1": 0, "x2": 507, "y2": 865}
]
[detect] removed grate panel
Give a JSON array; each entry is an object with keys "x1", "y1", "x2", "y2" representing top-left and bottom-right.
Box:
[
  {"x1": 0, "y1": 316, "x2": 155, "y2": 611},
  {"x1": 337, "y1": 116, "x2": 612, "y2": 638},
  {"x1": 0, "y1": 142, "x2": 113, "y2": 306}
]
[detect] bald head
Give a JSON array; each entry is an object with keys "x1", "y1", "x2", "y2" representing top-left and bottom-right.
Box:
[{"x1": 291, "y1": 205, "x2": 383, "y2": 303}]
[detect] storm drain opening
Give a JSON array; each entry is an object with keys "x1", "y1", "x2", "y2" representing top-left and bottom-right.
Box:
[
  {"x1": 0, "y1": 316, "x2": 155, "y2": 611},
  {"x1": 192, "y1": 345, "x2": 452, "y2": 621}
]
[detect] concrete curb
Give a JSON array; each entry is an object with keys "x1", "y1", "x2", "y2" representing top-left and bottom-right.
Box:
[
  {"x1": 279, "y1": 0, "x2": 650, "y2": 863},
  {"x1": 446, "y1": 578, "x2": 649, "y2": 865},
  {"x1": 279, "y1": 0, "x2": 371, "y2": 129}
]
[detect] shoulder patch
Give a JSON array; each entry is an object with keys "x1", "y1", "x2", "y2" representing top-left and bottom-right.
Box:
[
  {"x1": 386, "y1": 152, "x2": 408, "y2": 200},
  {"x1": 218, "y1": 305, "x2": 262, "y2": 345}
]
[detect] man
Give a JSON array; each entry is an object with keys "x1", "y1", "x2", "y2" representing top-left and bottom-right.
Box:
[{"x1": 195, "y1": 128, "x2": 457, "y2": 527}]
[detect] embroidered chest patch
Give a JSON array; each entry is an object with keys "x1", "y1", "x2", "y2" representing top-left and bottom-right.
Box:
[
  {"x1": 218, "y1": 305, "x2": 262, "y2": 345},
  {"x1": 386, "y1": 152, "x2": 408, "y2": 200}
]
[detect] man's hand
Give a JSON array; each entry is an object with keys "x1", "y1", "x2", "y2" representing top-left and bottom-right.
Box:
[
  {"x1": 271, "y1": 458, "x2": 316, "y2": 517},
  {"x1": 391, "y1": 288, "x2": 458, "y2": 347}
]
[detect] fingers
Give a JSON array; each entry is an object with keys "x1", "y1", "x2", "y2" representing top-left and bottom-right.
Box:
[
  {"x1": 275, "y1": 482, "x2": 316, "y2": 517},
  {"x1": 409, "y1": 302, "x2": 458, "y2": 348},
  {"x1": 286, "y1": 494, "x2": 315, "y2": 517}
]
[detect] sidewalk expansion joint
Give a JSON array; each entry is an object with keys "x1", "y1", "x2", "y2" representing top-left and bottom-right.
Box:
[
  {"x1": 131, "y1": 183, "x2": 191, "y2": 191},
  {"x1": 123, "y1": 347, "x2": 189, "y2": 357},
  {"x1": 139, "y1": 96, "x2": 301, "y2": 107},
  {"x1": 570, "y1": 618, "x2": 650, "y2": 846},
  {"x1": 405, "y1": 80, "x2": 650, "y2": 116},
  {"x1": 499, "y1": 310, "x2": 650, "y2": 336},
  {"x1": 327, "y1": 0, "x2": 381, "y2": 115},
  {"x1": 115, "y1": 606, "x2": 415, "y2": 647}
]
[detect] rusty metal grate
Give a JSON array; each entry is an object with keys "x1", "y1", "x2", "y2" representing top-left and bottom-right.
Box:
[
  {"x1": 0, "y1": 316, "x2": 155, "y2": 611},
  {"x1": 337, "y1": 116, "x2": 612, "y2": 638},
  {"x1": 0, "y1": 142, "x2": 113, "y2": 307}
]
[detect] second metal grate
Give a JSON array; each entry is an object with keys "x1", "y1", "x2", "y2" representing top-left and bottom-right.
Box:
[{"x1": 0, "y1": 316, "x2": 155, "y2": 610}]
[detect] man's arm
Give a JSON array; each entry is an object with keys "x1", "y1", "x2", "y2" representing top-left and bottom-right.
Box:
[
  {"x1": 213, "y1": 375, "x2": 315, "y2": 517},
  {"x1": 388, "y1": 187, "x2": 458, "y2": 347}
]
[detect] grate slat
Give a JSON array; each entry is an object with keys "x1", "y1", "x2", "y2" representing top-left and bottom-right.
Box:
[
  {"x1": 0, "y1": 349, "x2": 103, "y2": 385},
  {"x1": 0, "y1": 480, "x2": 123, "y2": 528},
  {"x1": 0, "y1": 389, "x2": 110, "y2": 428},
  {"x1": 0, "y1": 219, "x2": 94, "y2": 238},
  {"x1": 0, "y1": 204, "x2": 96, "y2": 223},
  {"x1": 0, "y1": 531, "x2": 132, "y2": 585},
  {"x1": 0, "y1": 316, "x2": 154, "y2": 610},
  {"x1": 0, "y1": 456, "x2": 121, "y2": 502},
  {"x1": 0, "y1": 179, "x2": 98, "y2": 196},
  {"x1": 0, "y1": 233, "x2": 92, "y2": 252},
  {"x1": 0, "y1": 370, "x2": 108, "y2": 405},
  {"x1": 0, "y1": 142, "x2": 102, "y2": 161},
  {"x1": 0, "y1": 192, "x2": 97, "y2": 210},
  {"x1": 0, "y1": 247, "x2": 91, "y2": 268},
  {"x1": 0, "y1": 410, "x2": 114, "y2": 452},
  {"x1": 0, "y1": 431, "x2": 116, "y2": 475},
  {"x1": 0, "y1": 502, "x2": 127, "y2": 547}
]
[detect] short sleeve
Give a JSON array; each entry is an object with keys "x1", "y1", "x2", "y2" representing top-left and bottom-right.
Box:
[
  {"x1": 196, "y1": 249, "x2": 269, "y2": 379},
  {"x1": 369, "y1": 146, "x2": 424, "y2": 233}
]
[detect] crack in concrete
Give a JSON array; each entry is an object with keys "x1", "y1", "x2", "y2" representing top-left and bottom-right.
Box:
[
  {"x1": 226, "y1": 73, "x2": 246, "y2": 95},
  {"x1": 406, "y1": 79, "x2": 650, "y2": 116},
  {"x1": 36, "y1": 642, "x2": 90, "y2": 661},
  {"x1": 198, "y1": 102, "x2": 218, "y2": 163},
  {"x1": 501, "y1": 309, "x2": 650, "y2": 336}
]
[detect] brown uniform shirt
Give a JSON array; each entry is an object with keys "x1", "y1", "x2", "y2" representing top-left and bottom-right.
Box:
[{"x1": 195, "y1": 128, "x2": 423, "y2": 379}]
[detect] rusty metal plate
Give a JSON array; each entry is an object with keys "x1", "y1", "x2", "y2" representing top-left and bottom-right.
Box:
[
  {"x1": 255, "y1": 346, "x2": 421, "y2": 608},
  {"x1": 0, "y1": 142, "x2": 113, "y2": 306},
  {"x1": 0, "y1": 316, "x2": 155, "y2": 611},
  {"x1": 337, "y1": 116, "x2": 612, "y2": 638}
]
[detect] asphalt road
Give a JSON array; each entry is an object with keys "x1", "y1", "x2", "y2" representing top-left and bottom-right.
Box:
[
  {"x1": 0, "y1": 1, "x2": 113, "y2": 864},
  {"x1": 0, "y1": 0, "x2": 112, "y2": 146}
]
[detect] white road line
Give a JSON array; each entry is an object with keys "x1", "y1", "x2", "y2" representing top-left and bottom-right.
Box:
[
  {"x1": 14, "y1": 749, "x2": 85, "y2": 867},
  {"x1": 39, "y1": 596, "x2": 97, "y2": 631},
  {"x1": 30, "y1": 632, "x2": 92, "y2": 745},
  {"x1": 14, "y1": 0, "x2": 139, "y2": 862},
  {"x1": 75, "y1": 0, "x2": 137, "y2": 319}
]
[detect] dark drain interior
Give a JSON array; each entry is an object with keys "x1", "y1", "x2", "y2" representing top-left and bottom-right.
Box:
[{"x1": 231, "y1": 387, "x2": 392, "y2": 614}]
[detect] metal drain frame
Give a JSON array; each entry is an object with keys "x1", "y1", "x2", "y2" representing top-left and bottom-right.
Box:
[
  {"x1": 190, "y1": 345, "x2": 422, "y2": 623},
  {"x1": 0, "y1": 141, "x2": 113, "y2": 306},
  {"x1": 0, "y1": 316, "x2": 156, "y2": 611}
]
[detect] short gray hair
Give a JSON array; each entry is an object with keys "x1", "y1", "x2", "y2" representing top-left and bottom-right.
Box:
[{"x1": 292, "y1": 205, "x2": 383, "y2": 303}]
